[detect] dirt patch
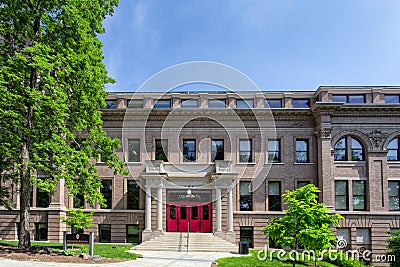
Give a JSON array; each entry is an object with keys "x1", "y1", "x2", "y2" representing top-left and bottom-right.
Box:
[{"x1": 0, "y1": 245, "x2": 125, "y2": 264}]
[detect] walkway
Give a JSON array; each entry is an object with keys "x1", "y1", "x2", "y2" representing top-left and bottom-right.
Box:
[{"x1": 0, "y1": 250, "x2": 244, "y2": 267}]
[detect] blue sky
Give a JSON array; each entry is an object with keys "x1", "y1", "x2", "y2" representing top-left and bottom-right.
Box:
[{"x1": 100, "y1": 0, "x2": 400, "y2": 92}]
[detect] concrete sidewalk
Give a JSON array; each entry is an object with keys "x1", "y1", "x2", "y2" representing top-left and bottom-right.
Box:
[{"x1": 0, "y1": 250, "x2": 245, "y2": 267}]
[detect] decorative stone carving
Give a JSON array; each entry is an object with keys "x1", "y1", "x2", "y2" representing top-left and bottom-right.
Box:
[
  {"x1": 315, "y1": 128, "x2": 332, "y2": 138},
  {"x1": 368, "y1": 129, "x2": 388, "y2": 147}
]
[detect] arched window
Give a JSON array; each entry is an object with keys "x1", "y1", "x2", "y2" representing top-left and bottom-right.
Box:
[
  {"x1": 334, "y1": 136, "x2": 365, "y2": 161},
  {"x1": 387, "y1": 137, "x2": 400, "y2": 161}
]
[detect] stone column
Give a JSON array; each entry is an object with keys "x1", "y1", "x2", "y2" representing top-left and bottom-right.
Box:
[
  {"x1": 156, "y1": 186, "x2": 163, "y2": 231},
  {"x1": 145, "y1": 185, "x2": 152, "y2": 231},
  {"x1": 227, "y1": 188, "x2": 233, "y2": 232},
  {"x1": 216, "y1": 188, "x2": 222, "y2": 232}
]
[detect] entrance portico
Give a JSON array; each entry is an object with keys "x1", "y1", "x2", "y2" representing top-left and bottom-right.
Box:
[{"x1": 140, "y1": 160, "x2": 237, "y2": 243}]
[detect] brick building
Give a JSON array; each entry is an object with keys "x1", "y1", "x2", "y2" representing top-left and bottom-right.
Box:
[{"x1": 1, "y1": 86, "x2": 400, "y2": 265}]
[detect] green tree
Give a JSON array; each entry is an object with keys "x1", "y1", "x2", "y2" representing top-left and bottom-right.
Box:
[
  {"x1": 0, "y1": 0, "x2": 125, "y2": 248},
  {"x1": 262, "y1": 184, "x2": 343, "y2": 267},
  {"x1": 387, "y1": 229, "x2": 400, "y2": 267},
  {"x1": 62, "y1": 208, "x2": 95, "y2": 233}
]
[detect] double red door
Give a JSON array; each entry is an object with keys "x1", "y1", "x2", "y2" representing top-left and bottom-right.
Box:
[{"x1": 167, "y1": 202, "x2": 212, "y2": 233}]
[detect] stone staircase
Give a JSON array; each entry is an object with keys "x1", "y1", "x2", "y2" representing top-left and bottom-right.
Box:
[{"x1": 133, "y1": 232, "x2": 238, "y2": 252}]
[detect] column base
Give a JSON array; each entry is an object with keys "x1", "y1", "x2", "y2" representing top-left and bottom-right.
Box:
[
  {"x1": 141, "y1": 230, "x2": 164, "y2": 242},
  {"x1": 214, "y1": 231, "x2": 236, "y2": 244}
]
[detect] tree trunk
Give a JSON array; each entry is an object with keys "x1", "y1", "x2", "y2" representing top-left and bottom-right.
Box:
[{"x1": 18, "y1": 141, "x2": 31, "y2": 248}]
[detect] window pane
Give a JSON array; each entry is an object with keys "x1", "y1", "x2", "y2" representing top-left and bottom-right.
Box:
[
  {"x1": 202, "y1": 205, "x2": 209, "y2": 220},
  {"x1": 155, "y1": 139, "x2": 168, "y2": 161},
  {"x1": 127, "y1": 180, "x2": 140, "y2": 209},
  {"x1": 388, "y1": 150, "x2": 398, "y2": 161},
  {"x1": 353, "y1": 196, "x2": 365, "y2": 210},
  {"x1": 183, "y1": 139, "x2": 196, "y2": 162},
  {"x1": 101, "y1": 180, "x2": 112, "y2": 209},
  {"x1": 103, "y1": 100, "x2": 117, "y2": 109},
  {"x1": 128, "y1": 139, "x2": 140, "y2": 162},
  {"x1": 334, "y1": 149, "x2": 346, "y2": 161},
  {"x1": 293, "y1": 99, "x2": 310, "y2": 108},
  {"x1": 335, "y1": 138, "x2": 346, "y2": 149},
  {"x1": 348, "y1": 95, "x2": 365, "y2": 103},
  {"x1": 296, "y1": 140, "x2": 308, "y2": 151},
  {"x1": 268, "y1": 140, "x2": 280, "y2": 163},
  {"x1": 389, "y1": 182, "x2": 400, "y2": 211},
  {"x1": 192, "y1": 206, "x2": 198, "y2": 220},
  {"x1": 240, "y1": 182, "x2": 252, "y2": 211},
  {"x1": 35, "y1": 223, "x2": 48, "y2": 241},
  {"x1": 74, "y1": 194, "x2": 84, "y2": 208},
  {"x1": 240, "y1": 227, "x2": 254, "y2": 248},
  {"x1": 266, "y1": 99, "x2": 282, "y2": 108},
  {"x1": 180, "y1": 206, "x2": 187, "y2": 219},
  {"x1": 154, "y1": 99, "x2": 171, "y2": 109},
  {"x1": 36, "y1": 188, "x2": 50, "y2": 208},
  {"x1": 388, "y1": 138, "x2": 398, "y2": 149},
  {"x1": 335, "y1": 181, "x2": 347, "y2": 195},
  {"x1": 353, "y1": 181, "x2": 365, "y2": 195},
  {"x1": 99, "y1": 224, "x2": 111, "y2": 243},
  {"x1": 239, "y1": 140, "x2": 252, "y2": 162},
  {"x1": 385, "y1": 95, "x2": 400, "y2": 103},
  {"x1": 351, "y1": 138, "x2": 362, "y2": 149},
  {"x1": 128, "y1": 99, "x2": 143, "y2": 108},
  {"x1": 268, "y1": 182, "x2": 280, "y2": 195},
  {"x1": 211, "y1": 139, "x2": 224, "y2": 161},
  {"x1": 127, "y1": 225, "x2": 140, "y2": 243},
  {"x1": 336, "y1": 196, "x2": 348, "y2": 210},
  {"x1": 209, "y1": 99, "x2": 226, "y2": 108},
  {"x1": 297, "y1": 181, "x2": 310, "y2": 189},
  {"x1": 351, "y1": 149, "x2": 364, "y2": 161},
  {"x1": 237, "y1": 99, "x2": 254, "y2": 109},
  {"x1": 336, "y1": 228, "x2": 350, "y2": 248},
  {"x1": 332, "y1": 95, "x2": 347, "y2": 102},
  {"x1": 356, "y1": 229, "x2": 370, "y2": 244},
  {"x1": 170, "y1": 205, "x2": 176, "y2": 219},
  {"x1": 181, "y1": 99, "x2": 198, "y2": 108}
]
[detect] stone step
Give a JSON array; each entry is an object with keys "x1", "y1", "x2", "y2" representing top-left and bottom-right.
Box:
[{"x1": 134, "y1": 232, "x2": 238, "y2": 252}]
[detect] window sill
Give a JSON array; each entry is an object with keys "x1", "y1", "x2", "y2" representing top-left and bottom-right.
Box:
[
  {"x1": 236, "y1": 162, "x2": 256, "y2": 165},
  {"x1": 334, "y1": 161, "x2": 366, "y2": 163},
  {"x1": 126, "y1": 162, "x2": 143, "y2": 165},
  {"x1": 293, "y1": 162, "x2": 314, "y2": 165},
  {"x1": 266, "y1": 162, "x2": 285, "y2": 165}
]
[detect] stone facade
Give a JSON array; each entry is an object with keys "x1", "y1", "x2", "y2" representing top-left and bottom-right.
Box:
[{"x1": 1, "y1": 86, "x2": 400, "y2": 266}]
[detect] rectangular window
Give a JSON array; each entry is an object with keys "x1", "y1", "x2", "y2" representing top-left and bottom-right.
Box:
[
  {"x1": 181, "y1": 99, "x2": 198, "y2": 108},
  {"x1": 236, "y1": 99, "x2": 254, "y2": 109},
  {"x1": 335, "y1": 181, "x2": 348, "y2": 210},
  {"x1": 74, "y1": 193, "x2": 85, "y2": 208},
  {"x1": 126, "y1": 224, "x2": 140, "y2": 244},
  {"x1": 336, "y1": 228, "x2": 350, "y2": 249},
  {"x1": 183, "y1": 139, "x2": 196, "y2": 162},
  {"x1": 295, "y1": 139, "x2": 309, "y2": 163},
  {"x1": 155, "y1": 139, "x2": 168, "y2": 161},
  {"x1": 36, "y1": 188, "x2": 50, "y2": 208},
  {"x1": 240, "y1": 181, "x2": 252, "y2": 211},
  {"x1": 240, "y1": 226, "x2": 254, "y2": 248},
  {"x1": 389, "y1": 181, "x2": 400, "y2": 211},
  {"x1": 99, "y1": 224, "x2": 111, "y2": 243},
  {"x1": 356, "y1": 228, "x2": 370, "y2": 245},
  {"x1": 208, "y1": 99, "x2": 226, "y2": 108},
  {"x1": 266, "y1": 99, "x2": 282, "y2": 108},
  {"x1": 268, "y1": 139, "x2": 281, "y2": 163},
  {"x1": 154, "y1": 99, "x2": 171, "y2": 109},
  {"x1": 180, "y1": 206, "x2": 187, "y2": 219},
  {"x1": 211, "y1": 139, "x2": 224, "y2": 161},
  {"x1": 297, "y1": 181, "x2": 310, "y2": 189},
  {"x1": 127, "y1": 180, "x2": 140, "y2": 210},
  {"x1": 293, "y1": 99, "x2": 310, "y2": 108},
  {"x1": 268, "y1": 181, "x2": 281, "y2": 211},
  {"x1": 34, "y1": 223, "x2": 48, "y2": 241},
  {"x1": 239, "y1": 139, "x2": 252, "y2": 163},
  {"x1": 102, "y1": 100, "x2": 117, "y2": 109},
  {"x1": 385, "y1": 95, "x2": 400, "y2": 104},
  {"x1": 101, "y1": 180, "x2": 112, "y2": 209},
  {"x1": 127, "y1": 99, "x2": 143, "y2": 108},
  {"x1": 332, "y1": 95, "x2": 365, "y2": 103},
  {"x1": 353, "y1": 180, "x2": 366, "y2": 211},
  {"x1": 128, "y1": 139, "x2": 140, "y2": 162}
]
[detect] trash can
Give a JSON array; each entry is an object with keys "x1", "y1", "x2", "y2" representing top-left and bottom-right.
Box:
[{"x1": 239, "y1": 241, "x2": 249, "y2": 254}]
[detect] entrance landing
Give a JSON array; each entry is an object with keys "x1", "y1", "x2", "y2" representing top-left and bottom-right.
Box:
[{"x1": 134, "y1": 232, "x2": 238, "y2": 252}]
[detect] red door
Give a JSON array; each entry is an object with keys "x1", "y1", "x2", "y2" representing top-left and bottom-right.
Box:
[{"x1": 167, "y1": 203, "x2": 212, "y2": 233}]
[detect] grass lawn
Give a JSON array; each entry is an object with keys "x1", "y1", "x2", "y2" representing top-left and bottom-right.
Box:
[
  {"x1": 217, "y1": 250, "x2": 340, "y2": 267},
  {"x1": 0, "y1": 240, "x2": 141, "y2": 260}
]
